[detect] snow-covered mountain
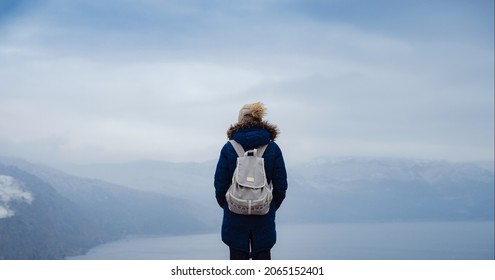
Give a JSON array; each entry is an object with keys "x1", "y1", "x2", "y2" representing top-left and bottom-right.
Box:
[
  {"x1": 0, "y1": 155, "x2": 493, "y2": 259},
  {"x1": 61, "y1": 156, "x2": 494, "y2": 223},
  {"x1": 0, "y1": 157, "x2": 214, "y2": 259},
  {"x1": 62, "y1": 160, "x2": 217, "y2": 200},
  {"x1": 283, "y1": 157, "x2": 494, "y2": 223}
]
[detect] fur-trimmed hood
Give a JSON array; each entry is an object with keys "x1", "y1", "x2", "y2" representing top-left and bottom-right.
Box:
[{"x1": 227, "y1": 120, "x2": 279, "y2": 141}]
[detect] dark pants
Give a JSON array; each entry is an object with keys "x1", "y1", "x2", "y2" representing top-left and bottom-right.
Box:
[{"x1": 230, "y1": 248, "x2": 271, "y2": 260}]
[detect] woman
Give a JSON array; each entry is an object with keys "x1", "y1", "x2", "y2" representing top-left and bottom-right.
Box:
[{"x1": 214, "y1": 102, "x2": 288, "y2": 260}]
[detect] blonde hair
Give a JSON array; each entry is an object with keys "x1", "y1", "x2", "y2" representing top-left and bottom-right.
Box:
[{"x1": 238, "y1": 102, "x2": 266, "y2": 123}]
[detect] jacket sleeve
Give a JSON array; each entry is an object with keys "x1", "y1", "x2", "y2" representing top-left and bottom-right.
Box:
[
  {"x1": 271, "y1": 143, "x2": 288, "y2": 210},
  {"x1": 214, "y1": 143, "x2": 232, "y2": 208}
]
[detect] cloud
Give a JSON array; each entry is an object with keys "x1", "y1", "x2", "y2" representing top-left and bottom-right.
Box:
[
  {"x1": 0, "y1": 0, "x2": 493, "y2": 164},
  {"x1": 0, "y1": 175, "x2": 34, "y2": 219}
]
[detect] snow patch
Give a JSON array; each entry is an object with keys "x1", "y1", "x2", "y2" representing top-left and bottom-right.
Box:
[{"x1": 0, "y1": 175, "x2": 34, "y2": 219}]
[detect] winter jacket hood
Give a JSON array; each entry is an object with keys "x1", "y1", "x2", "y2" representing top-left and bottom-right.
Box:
[{"x1": 227, "y1": 120, "x2": 279, "y2": 150}]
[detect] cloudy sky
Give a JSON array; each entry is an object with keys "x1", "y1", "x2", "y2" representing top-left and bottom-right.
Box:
[{"x1": 0, "y1": 0, "x2": 493, "y2": 165}]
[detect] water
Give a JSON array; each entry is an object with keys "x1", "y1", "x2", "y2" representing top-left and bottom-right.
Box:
[{"x1": 68, "y1": 221, "x2": 494, "y2": 260}]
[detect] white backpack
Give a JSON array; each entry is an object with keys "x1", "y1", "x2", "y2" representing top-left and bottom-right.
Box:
[{"x1": 225, "y1": 140, "x2": 273, "y2": 215}]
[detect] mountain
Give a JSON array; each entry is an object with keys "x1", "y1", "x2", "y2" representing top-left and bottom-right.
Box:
[
  {"x1": 0, "y1": 157, "x2": 214, "y2": 260},
  {"x1": 281, "y1": 157, "x2": 494, "y2": 223},
  {"x1": 0, "y1": 164, "x2": 98, "y2": 259},
  {"x1": 62, "y1": 160, "x2": 217, "y2": 200},
  {"x1": 61, "y1": 157, "x2": 494, "y2": 224},
  {"x1": 1, "y1": 155, "x2": 493, "y2": 259}
]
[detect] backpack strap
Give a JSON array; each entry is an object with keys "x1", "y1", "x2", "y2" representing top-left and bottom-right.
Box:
[
  {"x1": 257, "y1": 143, "x2": 269, "y2": 157},
  {"x1": 229, "y1": 140, "x2": 245, "y2": 157},
  {"x1": 229, "y1": 140, "x2": 269, "y2": 158}
]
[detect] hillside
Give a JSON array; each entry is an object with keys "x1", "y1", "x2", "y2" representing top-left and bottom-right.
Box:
[
  {"x1": 282, "y1": 157, "x2": 494, "y2": 223},
  {"x1": 62, "y1": 157, "x2": 494, "y2": 224},
  {"x1": 0, "y1": 164, "x2": 98, "y2": 259},
  {"x1": 0, "y1": 158, "x2": 213, "y2": 259},
  {"x1": 1, "y1": 156, "x2": 493, "y2": 259}
]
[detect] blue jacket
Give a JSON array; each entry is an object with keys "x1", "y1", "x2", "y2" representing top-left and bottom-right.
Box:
[{"x1": 214, "y1": 120, "x2": 288, "y2": 253}]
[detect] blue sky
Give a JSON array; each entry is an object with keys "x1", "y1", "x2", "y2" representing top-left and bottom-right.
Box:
[{"x1": 0, "y1": 0, "x2": 493, "y2": 165}]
